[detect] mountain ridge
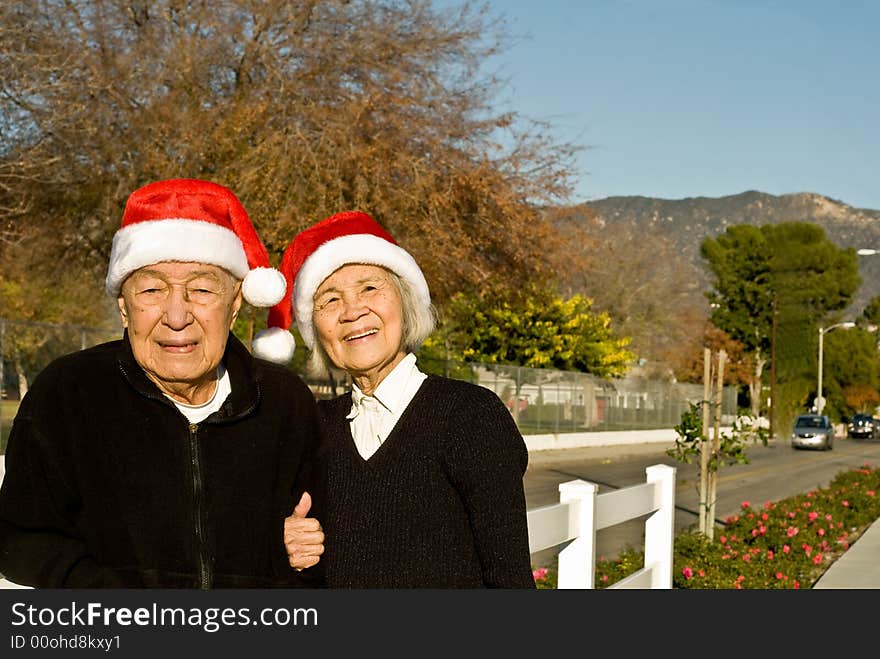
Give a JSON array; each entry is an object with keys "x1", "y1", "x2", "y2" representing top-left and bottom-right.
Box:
[
  {"x1": 577, "y1": 190, "x2": 880, "y2": 311},
  {"x1": 549, "y1": 190, "x2": 880, "y2": 369}
]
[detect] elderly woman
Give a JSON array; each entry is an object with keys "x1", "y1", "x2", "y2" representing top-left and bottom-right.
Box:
[{"x1": 253, "y1": 211, "x2": 535, "y2": 588}]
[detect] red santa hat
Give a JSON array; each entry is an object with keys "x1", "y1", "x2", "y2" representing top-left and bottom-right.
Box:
[
  {"x1": 252, "y1": 210, "x2": 430, "y2": 363},
  {"x1": 105, "y1": 178, "x2": 286, "y2": 308}
]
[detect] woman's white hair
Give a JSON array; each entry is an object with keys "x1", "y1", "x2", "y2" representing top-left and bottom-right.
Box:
[{"x1": 305, "y1": 268, "x2": 436, "y2": 379}]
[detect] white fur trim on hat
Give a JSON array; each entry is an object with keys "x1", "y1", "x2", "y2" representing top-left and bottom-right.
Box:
[
  {"x1": 242, "y1": 267, "x2": 287, "y2": 307},
  {"x1": 252, "y1": 326, "x2": 297, "y2": 363},
  {"x1": 293, "y1": 233, "x2": 430, "y2": 349},
  {"x1": 105, "y1": 218, "x2": 249, "y2": 296}
]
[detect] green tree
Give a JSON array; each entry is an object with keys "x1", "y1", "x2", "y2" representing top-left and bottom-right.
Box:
[
  {"x1": 702, "y1": 222, "x2": 861, "y2": 430},
  {"x1": 423, "y1": 283, "x2": 635, "y2": 376},
  {"x1": 863, "y1": 296, "x2": 880, "y2": 326},
  {"x1": 821, "y1": 326, "x2": 880, "y2": 419},
  {"x1": 700, "y1": 225, "x2": 773, "y2": 416},
  {"x1": 420, "y1": 282, "x2": 635, "y2": 424}
]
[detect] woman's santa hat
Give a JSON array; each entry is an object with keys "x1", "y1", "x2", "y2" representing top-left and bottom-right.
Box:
[
  {"x1": 252, "y1": 210, "x2": 430, "y2": 363},
  {"x1": 105, "y1": 178, "x2": 286, "y2": 308}
]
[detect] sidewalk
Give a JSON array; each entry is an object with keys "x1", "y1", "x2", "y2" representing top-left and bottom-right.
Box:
[{"x1": 812, "y1": 517, "x2": 880, "y2": 589}]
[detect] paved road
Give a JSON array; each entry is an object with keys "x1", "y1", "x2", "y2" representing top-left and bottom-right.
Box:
[{"x1": 524, "y1": 435, "x2": 880, "y2": 569}]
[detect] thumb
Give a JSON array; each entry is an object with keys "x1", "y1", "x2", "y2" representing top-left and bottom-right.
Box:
[{"x1": 292, "y1": 491, "x2": 312, "y2": 518}]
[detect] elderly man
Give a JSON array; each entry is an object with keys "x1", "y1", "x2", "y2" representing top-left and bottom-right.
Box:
[{"x1": 0, "y1": 178, "x2": 324, "y2": 588}]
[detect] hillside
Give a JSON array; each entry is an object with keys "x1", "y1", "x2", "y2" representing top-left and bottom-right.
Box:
[{"x1": 550, "y1": 191, "x2": 880, "y2": 372}]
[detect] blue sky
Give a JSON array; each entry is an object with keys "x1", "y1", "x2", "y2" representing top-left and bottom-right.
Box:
[{"x1": 480, "y1": 0, "x2": 879, "y2": 209}]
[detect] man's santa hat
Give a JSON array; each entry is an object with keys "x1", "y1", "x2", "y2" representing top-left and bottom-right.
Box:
[
  {"x1": 105, "y1": 178, "x2": 286, "y2": 308},
  {"x1": 252, "y1": 210, "x2": 430, "y2": 363}
]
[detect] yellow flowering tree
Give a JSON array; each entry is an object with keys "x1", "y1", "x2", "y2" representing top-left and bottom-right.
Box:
[{"x1": 423, "y1": 283, "x2": 635, "y2": 377}]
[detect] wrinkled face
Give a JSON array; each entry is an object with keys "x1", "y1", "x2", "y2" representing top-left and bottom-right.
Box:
[
  {"x1": 117, "y1": 262, "x2": 242, "y2": 399},
  {"x1": 313, "y1": 264, "x2": 405, "y2": 383}
]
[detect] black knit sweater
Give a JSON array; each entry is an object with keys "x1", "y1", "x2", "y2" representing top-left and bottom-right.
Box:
[
  {"x1": 317, "y1": 375, "x2": 535, "y2": 588},
  {"x1": 0, "y1": 333, "x2": 323, "y2": 588}
]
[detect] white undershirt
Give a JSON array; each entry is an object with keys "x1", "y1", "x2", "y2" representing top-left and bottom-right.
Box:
[
  {"x1": 347, "y1": 353, "x2": 427, "y2": 460},
  {"x1": 168, "y1": 365, "x2": 231, "y2": 424}
]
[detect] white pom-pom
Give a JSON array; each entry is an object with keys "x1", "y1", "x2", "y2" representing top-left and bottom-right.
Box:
[
  {"x1": 252, "y1": 327, "x2": 296, "y2": 364},
  {"x1": 242, "y1": 267, "x2": 287, "y2": 307}
]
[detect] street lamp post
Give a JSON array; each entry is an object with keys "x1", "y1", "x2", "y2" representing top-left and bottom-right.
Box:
[{"x1": 817, "y1": 322, "x2": 856, "y2": 414}]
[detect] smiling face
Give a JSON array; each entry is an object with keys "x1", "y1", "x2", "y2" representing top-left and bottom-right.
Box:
[
  {"x1": 117, "y1": 261, "x2": 242, "y2": 404},
  {"x1": 312, "y1": 263, "x2": 406, "y2": 393}
]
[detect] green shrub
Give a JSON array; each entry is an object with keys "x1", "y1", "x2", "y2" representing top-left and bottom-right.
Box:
[{"x1": 533, "y1": 462, "x2": 880, "y2": 589}]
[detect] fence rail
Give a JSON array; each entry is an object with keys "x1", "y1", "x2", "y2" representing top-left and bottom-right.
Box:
[
  {"x1": 527, "y1": 464, "x2": 676, "y2": 589},
  {"x1": 1, "y1": 457, "x2": 677, "y2": 590}
]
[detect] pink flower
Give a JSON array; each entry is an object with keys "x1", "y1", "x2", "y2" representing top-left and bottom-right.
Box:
[
  {"x1": 786, "y1": 526, "x2": 799, "y2": 537},
  {"x1": 812, "y1": 554, "x2": 824, "y2": 565},
  {"x1": 825, "y1": 514, "x2": 833, "y2": 521},
  {"x1": 761, "y1": 513, "x2": 769, "y2": 521},
  {"x1": 808, "y1": 512, "x2": 819, "y2": 522},
  {"x1": 532, "y1": 567, "x2": 549, "y2": 582},
  {"x1": 793, "y1": 580, "x2": 800, "y2": 589},
  {"x1": 766, "y1": 550, "x2": 774, "y2": 560},
  {"x1": 817, "y1": 528, "x2": 825, "y2": 536},
  {"x1": 776, "y1": 572, "x2": 784, "y2": 580},
  {"x1": 698, "y1": 569, "x2": 705, "y2": 577},
  {"x1": 843, "y1": 500, "x2": 850, "y2": 507},
  {"x1": 742, "y1": 554, "x2": 751, "y2": 563},
  {"x1": 719, "y1": 535, "x2": 727, "y2": 544},
  {"x1": 783, "y1": 545, "x2": 791, "y2": 554},
  {"x1": 601, "y1": 574, "x2": 608, "y2": 582},
  {"x1": 763, "y1": 501, "x2": 773, "y2": 510},
  {"x1": 682, "y1": 567, "x2": 694, "y2": 580},
  {"x1": 787, "y1": 511, "x2": 796, "y2": 518},
  {"x1": 740, "y1": 501, "x2": 750, "y2": 509},
  {"x1": 803, "y1": 544, "x2": 813, "y2": 556},
  {"x1": 868, "y1": 491, "x2": 876, "y2": 497}
]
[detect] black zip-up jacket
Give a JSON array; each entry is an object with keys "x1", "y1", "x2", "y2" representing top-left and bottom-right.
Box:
[{"x1": 0, "y1": 332, "x2": 324, "y2": 588}]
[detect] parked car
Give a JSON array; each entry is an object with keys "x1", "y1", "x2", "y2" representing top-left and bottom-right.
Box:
[
  {"x1": 847, "y1": 413, "x2": 878, "y2": 439},
  {"x1": 791, "y1": 414, "x2": 835, "y2": 450}
]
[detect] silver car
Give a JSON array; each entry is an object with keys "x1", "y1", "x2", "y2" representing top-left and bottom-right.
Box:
[{"x1": 791, "y1": 414, "x2": 835, "y2": 450}]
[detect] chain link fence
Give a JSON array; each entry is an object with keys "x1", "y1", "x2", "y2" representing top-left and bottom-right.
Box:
[
  {"x1": 1, "y1": 318, "x2": 737, "y2": 450},
  {"x1": 415, "y1": 356, "x2": 737, "y2": 435}
]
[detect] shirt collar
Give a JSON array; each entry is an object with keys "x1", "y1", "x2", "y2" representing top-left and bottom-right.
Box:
[{"x1": 347, "y1": 353, "x2": 419, "y2": 419}]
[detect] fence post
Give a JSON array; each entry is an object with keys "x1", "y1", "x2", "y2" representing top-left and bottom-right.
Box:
[
  {"x1": 644, "y1": 464, "x2": 676, "y2": 588},
  {"x1": 557, "y1": 479, "x2": 597, "y2": 589}
]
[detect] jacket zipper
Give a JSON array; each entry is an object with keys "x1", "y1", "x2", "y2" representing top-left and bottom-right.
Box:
[{"x1": 189, "y1": 422, "x2": 212, "y2": 589}]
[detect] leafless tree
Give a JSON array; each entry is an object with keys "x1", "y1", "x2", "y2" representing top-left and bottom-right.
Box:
[{"x1": 0, "y1": 0, "x2": 590, "y2": 326}]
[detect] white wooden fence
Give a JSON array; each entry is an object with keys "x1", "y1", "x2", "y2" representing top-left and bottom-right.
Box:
[
  {"x1": 0, "y1": 457, "x2": 676, "y2": 590},
  {"x1": 528, "y1": 463, "x2": 676, "y2": 588}
]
